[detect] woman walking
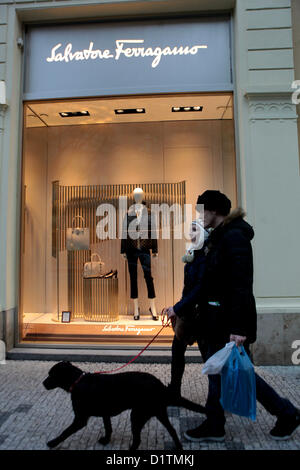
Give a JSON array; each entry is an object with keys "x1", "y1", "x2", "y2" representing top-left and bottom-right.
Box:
[{"x1": 163, "y1": 219, "x2": 208, "y2": 396}]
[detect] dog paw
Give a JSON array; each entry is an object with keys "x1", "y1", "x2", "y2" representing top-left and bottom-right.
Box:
[
  {"x1": 98, "y1": 436, "x2": 110, "y2": 445},
  {"x1": 47, "y1": 439, "x2": 59, "y2": 448}
]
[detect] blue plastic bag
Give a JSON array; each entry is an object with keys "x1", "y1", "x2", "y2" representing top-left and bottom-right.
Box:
[{"x1": 220, "y1": 345, "x2": 256, "y2": 421}]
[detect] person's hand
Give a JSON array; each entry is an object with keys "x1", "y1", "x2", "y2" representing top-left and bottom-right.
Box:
[
  {"x1": 152, "y1": 253, "x2": 158, "y2": 258},
  {"x1": 230, "y1": 334, "x2": 247, "y2": 346},
  {"x1": 166, "y1": 307, "x2": 176, "y2": 319},
  {"x1": 122, "y1": 254, "x2": 127, "y2": 260},
  {"x1": 161, "y1": 307, "x2": 176, "y2": 326}
]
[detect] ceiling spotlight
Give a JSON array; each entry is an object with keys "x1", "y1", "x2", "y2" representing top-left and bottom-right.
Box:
[
  {"x1": 172, "y1": 106, "x2": 203, "y2": 113},
  {"x1": 114, "y1": 108, "x2": 145, "y2": 115},
  {"x1": 59, "y1": 111, "x2": 90, "y2": 117}
]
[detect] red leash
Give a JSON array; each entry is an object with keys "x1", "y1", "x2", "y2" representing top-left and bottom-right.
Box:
[{"x1": 94, "y1": 310, "x2": 172, "y2": 375}]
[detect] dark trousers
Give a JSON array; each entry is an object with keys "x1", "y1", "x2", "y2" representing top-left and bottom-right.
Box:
[
  {"x1": 126, "y1": 249, "x2": 156, "y2": 299},
  {"x1": 171, "y1": 335, "x2": 298, "y2": 432}
]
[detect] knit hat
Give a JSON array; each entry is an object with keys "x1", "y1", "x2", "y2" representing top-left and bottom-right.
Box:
[
  {"x1": 196, "y1": 190, "x2": 231, "y2": 216},
  {"x1": 182, "y1": 219, "x2": 209, "y2": 263}
]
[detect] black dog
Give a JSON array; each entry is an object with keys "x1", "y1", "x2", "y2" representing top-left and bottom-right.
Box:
[{"x1": 43, "y1": 361, "x2": 206, "y2": 450}]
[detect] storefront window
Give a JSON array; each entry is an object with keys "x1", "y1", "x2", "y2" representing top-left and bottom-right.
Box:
[{"x1": 20, "y1": 93, "x2": 236, "y2": 346}]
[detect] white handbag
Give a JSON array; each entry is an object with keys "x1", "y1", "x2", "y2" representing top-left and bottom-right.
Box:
[
  {"x1": 66, "y1": 215, "x2": 90, "y2": 251},
  {"x1": 83, "y1": 253, "x2": 105, "y2": 278}
]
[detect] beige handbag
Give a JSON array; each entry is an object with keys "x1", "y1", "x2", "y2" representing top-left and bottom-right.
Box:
[
  {"x1": 83, "y1": 253, "x2": 105, "y2": 278},
  {"x1": 66, "y1": 215, "x2": 90, "y2": 251}
]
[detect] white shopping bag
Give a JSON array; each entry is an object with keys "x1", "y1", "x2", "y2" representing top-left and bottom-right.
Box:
[{"x1": 202, "y1": 341, "x2": 235, "y2": 375}]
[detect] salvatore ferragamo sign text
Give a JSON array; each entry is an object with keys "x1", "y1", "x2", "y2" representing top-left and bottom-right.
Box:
[{"x1": 46, "y1": 39, "x2": 208, "y2": 68}]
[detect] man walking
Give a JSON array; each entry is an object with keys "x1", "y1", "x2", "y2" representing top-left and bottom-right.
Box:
[{"x1": 181, "y1": 190, "x2": 300, "y2": 442}]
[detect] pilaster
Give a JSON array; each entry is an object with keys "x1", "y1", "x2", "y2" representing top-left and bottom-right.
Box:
[{"x1": 234, "y1": 1, "x2": 300, "y2": 364}]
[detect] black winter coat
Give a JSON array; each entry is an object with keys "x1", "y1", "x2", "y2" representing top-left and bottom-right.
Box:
[
  {"x1": 203, "y1": 208, "x2": 257, "y2": 343},
  {"x1": 173, "y1": 248, "x2": 206, "y2": 319}
]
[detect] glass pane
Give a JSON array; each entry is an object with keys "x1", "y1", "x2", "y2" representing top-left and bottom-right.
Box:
[{"x1": 20, "y1": 95, "x2": 236, "y2": 346}]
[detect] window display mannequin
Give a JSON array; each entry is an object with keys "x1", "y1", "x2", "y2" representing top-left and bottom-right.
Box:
[{"x1": 121, "y1": 188, "x2": 158, "y2": 321}]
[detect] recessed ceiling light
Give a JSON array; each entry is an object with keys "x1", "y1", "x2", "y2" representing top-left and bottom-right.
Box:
[
  {"x1": 114, "y1": 108, "x2": 145, "y2": 115},
  {"x1": 59, "y1": 111, "x2": 90, "y2": 118},
  {"x1": 172, "y1": 106, "x2": 203, "y2": 113}
]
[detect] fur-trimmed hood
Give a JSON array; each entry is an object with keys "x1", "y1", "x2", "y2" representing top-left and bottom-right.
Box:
[
  {"x1": 207, "y1": 207, "x2": 254, "y2": 245},
  {"x1": 223, "y1": 207, "x2": 246, "y2": 226},
  {"x1": 222, "y1": 207, "x2": 254, "y2": 240}
]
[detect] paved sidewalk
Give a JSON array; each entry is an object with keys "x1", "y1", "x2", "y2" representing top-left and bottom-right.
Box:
[{"x1": 0, "y1": 360, "x2": 299, "y2": 451}]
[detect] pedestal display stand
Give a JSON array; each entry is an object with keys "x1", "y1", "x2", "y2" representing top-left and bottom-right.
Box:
[{"x1": 83, "y1": 278, "x2": 119, "y2": 322}]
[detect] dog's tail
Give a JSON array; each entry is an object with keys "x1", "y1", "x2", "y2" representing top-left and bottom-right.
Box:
[{"x1": 168, "y1": 393, "x2": 206, "y2": 414}]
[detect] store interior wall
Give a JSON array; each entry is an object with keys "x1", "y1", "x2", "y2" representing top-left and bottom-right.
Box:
[{"x1": 22, "y1": 119, "x2": 237, "y2": 318}]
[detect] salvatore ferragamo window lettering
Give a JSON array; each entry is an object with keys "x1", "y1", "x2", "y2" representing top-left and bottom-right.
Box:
[{"x1": 46, "y1": 40, "x2": 208, "y2": 68}]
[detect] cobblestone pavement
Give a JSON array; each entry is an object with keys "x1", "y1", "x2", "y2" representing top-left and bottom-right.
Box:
[{"x1": 0, "y1": 360, "x2": 299, "y2": 451}]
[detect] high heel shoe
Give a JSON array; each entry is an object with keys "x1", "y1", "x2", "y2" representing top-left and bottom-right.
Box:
[
  {"x1": 149, "y1": 308, "x2": 158, "y2": 321},
  {"x1": 104, "y1": 270, "x2": 118, "y2": 279},
  {"x1": 134, "y1": 308, "x2": 140, "y2": 321},
  {"x1": 103, "y1": 270, "x2": 113, "y2": 278}
]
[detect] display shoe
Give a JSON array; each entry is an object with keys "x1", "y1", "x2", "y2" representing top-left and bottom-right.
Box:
[
  {"x1": 134, "y1": 308, "x2": 140, "y2": 321},
  {"x1": 149, "y1": 307, "x2": 158, "y2": 321},
  {"x1": 104, "y1": 270, "x2": 118, "y2": 279},
  {"x1": 270, "y1": 409, "x2": 300, "y2": 440},
  {"x1": 103, "y1": 270, "x2": 114, "y2": 278},
  {"x1": 184, "y1": 420, "x2": 225, "y2": 442}
]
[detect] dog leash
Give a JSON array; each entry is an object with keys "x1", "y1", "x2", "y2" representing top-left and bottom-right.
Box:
[
  {"x1": 93, "y1": 310, "x2": 172, "y2": 375},
  {"x1": 68, "y1": 312, "x2": 172, "y2": 391}
]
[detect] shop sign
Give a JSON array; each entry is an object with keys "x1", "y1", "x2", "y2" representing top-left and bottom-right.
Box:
[
  {"x1": 24, "y1": 17, "x2": 232, "y2": 99},
  {"x1": 46, "y1": 40, "x2": 208, "y2": 69}
]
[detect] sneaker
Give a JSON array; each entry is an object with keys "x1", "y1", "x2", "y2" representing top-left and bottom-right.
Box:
[
  {"x1": 270, "y1": 410, "x2": 300, "y2": 440},
  {"x1": 184, "y1": 420, "x2": 225, "y2": 442}
]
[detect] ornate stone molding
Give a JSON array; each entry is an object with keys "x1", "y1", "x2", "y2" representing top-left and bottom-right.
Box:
[{"x1": 245, "y1": 90, "x2": 298, "y2": 123}]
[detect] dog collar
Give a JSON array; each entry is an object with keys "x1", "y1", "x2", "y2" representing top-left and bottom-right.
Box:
[{"x1": 69, "y1": 373, "x2": 86, "y2": 393}]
